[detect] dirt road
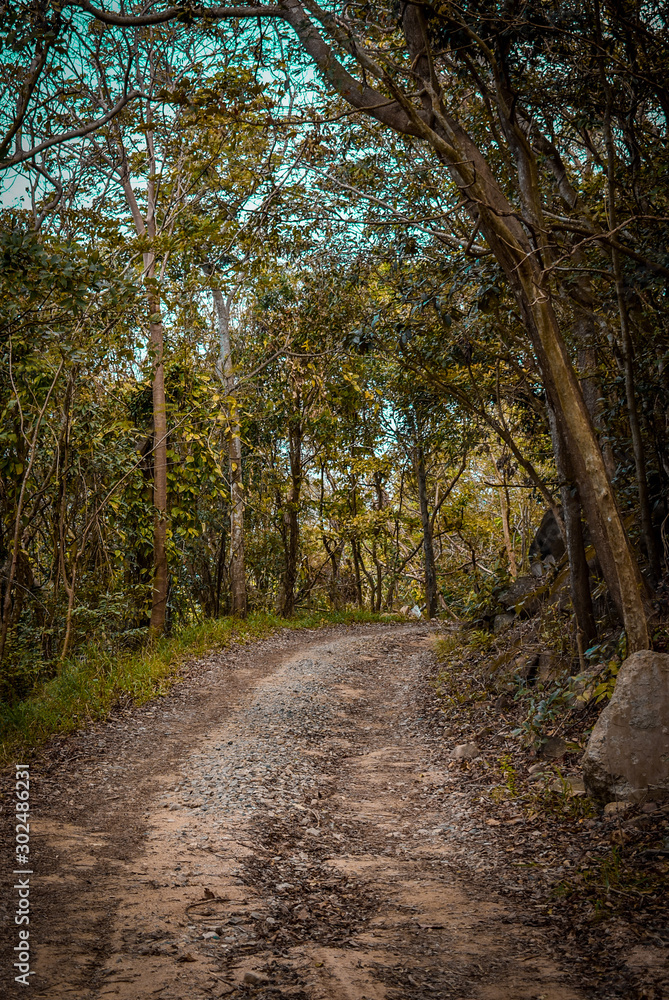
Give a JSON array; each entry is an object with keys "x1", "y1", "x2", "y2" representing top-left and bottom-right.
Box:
[{"x1": 1, "y1": 624, "x2": 583, "y2": 999}]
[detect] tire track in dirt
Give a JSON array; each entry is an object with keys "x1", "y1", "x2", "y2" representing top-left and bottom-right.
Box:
[{"x1": 2, "y1": 625, "x2": 584, "y2": 999}]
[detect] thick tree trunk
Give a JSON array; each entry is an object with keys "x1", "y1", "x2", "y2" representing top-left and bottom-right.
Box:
[
  {"x1": 281, "y1": 504, "x2": 299, "y2": 617},
  {"x1": 615, "y1": 289, "x2": 658, "y2": 582},
  {"x1": 212, "y1": 288, "x2": 247, "y2": 617},
  {"x1": 228, "y1": 431, "x2": 246, "y2": 617},
  {"x1": 521, "y1": 280, "x2": 647, "y2": 649},
  {"x1": 214, "y1": 524, "x2": 227, "y2": 618},
  {"x1": 414, "y1": 444, "x2": 438, "y2": 619},
  {"x1": 372, "y1": 540, "x2": 383, "y2": 613}
]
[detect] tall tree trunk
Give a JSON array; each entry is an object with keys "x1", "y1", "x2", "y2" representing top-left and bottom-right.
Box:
[
  {"x1": 214, "y1": 523, "x2": 227, "y2": 618},
  {"x1": 212, "y1": 288, "x2": 247, "y2": 617},
  {"x1": 372, "y1": 539, "x2": 383, "y2": 613},
  {"x1": 546, "y1": 403, "x2": 597, "y2": 648},
  {"x1": 414, "y1": 444, "x2": 438, "y2": 619},
  {"x1": 349, "y1": 481, "x2": 364, "y2": 607}
]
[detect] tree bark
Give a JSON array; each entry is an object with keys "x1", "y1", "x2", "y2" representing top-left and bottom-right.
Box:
[
  {"x1": 147, "y1": 291, "x2": 169, "y2": 635},
  {"x1": 575, "y1": 314, "x2": 616, "y2": 479},
  {"x1": 602, "y1": 136, "x2": 660, "y2": 582},
  {"x1": 212, "y1": 288, "x2": 247, "y2": 617},
  {"x1": 410, "y1": 7, "x2": 649, "y2": 648},
  {"x1": 595, "y1": 0, "x2": 659, "y2": 584}
]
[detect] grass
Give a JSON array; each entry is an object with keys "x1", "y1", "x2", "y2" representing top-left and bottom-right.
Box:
[{"x1": 0, "y1": 608, "x2": 400, "y2": 768}]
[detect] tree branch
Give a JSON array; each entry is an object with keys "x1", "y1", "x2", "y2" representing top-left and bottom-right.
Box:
[
  {"x1": 0, "y1": 90, "x2": 143, "y2": 170},
  {"x1": 68, "y1": 1, "x2": 284, "y2": 26}
]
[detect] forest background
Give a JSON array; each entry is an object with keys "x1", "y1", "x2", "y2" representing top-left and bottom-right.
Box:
[{"x1": 1, "y1": 0, "x2": 669, "y2": 749}]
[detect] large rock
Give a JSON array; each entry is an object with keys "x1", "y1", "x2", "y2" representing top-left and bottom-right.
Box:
[
  {"x1": 529, "y1": 507, "x2": 565, "y2": 563},
  {"x1": 498, "y1": 574, "x2": 542, "y2": 614},
  {"x1": 582, "y1": 651, "x2": 669, "y2": 802}
]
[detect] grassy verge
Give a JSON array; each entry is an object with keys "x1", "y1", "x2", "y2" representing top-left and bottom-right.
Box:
[{"x1": 0, "y1": 608, "x2": 400, "y2": 767}]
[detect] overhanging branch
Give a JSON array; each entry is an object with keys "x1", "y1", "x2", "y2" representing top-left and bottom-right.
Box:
[{"x1": 0, "y1": 90, "x2": 144, "y2": 170}]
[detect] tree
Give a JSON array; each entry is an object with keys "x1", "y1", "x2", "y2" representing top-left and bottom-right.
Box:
[{"x1": 57, "y1": 0, "x2": 657, "y2": 649}]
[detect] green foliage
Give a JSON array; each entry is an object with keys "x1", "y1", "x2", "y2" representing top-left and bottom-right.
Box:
[
  {"x1": 523, "y1": 771, "x2": 597, "y2": 824},
  {"x1": 499, "y1": 753, "x2": 519, "y2": 797},
  {"x1": 489, "y1": 755, "x2": 596, "y2": 823},
  {"x1": 511, "y1": 680, "x2": 578, "y2": 746}
]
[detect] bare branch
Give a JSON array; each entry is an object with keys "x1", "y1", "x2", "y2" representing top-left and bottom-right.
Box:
[
  {"x1": 0, "y1": 89, "x2": 143, "y2": 170},
  {"x1": 67, "y1": 1, "x2": 284, "y2": 27}
]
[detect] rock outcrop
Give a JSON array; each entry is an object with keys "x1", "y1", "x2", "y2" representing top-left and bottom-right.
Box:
[
  {"x1": 529, "y1": 507, "x2": 565, "y2": 563},
  {"x1": 582, "y1": 651, "x2": 669, "y2": 802}
]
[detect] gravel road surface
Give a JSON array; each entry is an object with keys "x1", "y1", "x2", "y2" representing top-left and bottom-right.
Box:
[{"x1": 1, "y1": 624, "x2": 583, "y2": 999}]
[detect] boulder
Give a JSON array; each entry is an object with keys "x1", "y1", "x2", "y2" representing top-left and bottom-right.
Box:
[
  {"x1": 493, "y1": 612, "x2": 515, "y2": 634},
  {"x1": 582, "y1": 651, "x2": 669, "y2": 802},
  {"x1": 498, "y1": 574, "x2": 542, "y2": 615},
  {"x1": 529, "y1": 507, "x2": 565, "y2": 563}
]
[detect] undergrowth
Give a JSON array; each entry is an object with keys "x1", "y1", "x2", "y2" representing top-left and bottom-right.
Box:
[
  {"x1": 553, "y1": 844, "x2": 669, "y2": 920},
  {"x1": 0, "y1": 608, "x2": 399, "y2": 767},
  {"x1": 432, "y1": 627, "x2": 498, "y2": 710},
  {"x1": 433, "y1": 611, "x2": 625, "y2": 752},
  {"x1": 494, "y1": 753, "x2": 597, "y2": 822}
]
